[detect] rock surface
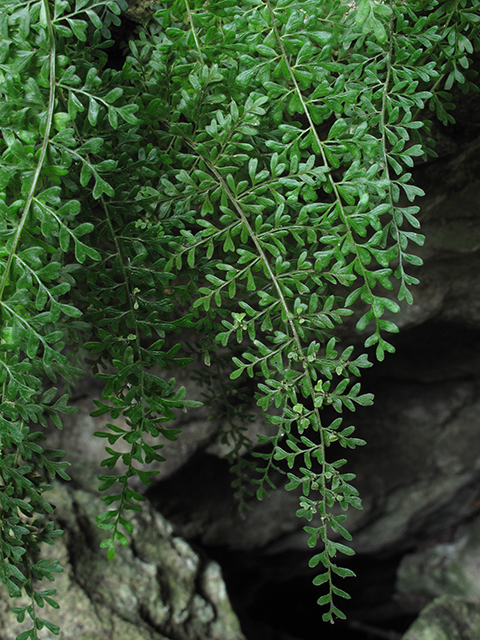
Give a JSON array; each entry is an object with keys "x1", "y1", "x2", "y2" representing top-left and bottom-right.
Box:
[
  {"x1": 0, "y1": 482, "x2": 245, "y2": 640},
  {"x1": 401, "y1": 595, "x2": 480, "y2": 640},
  {"x1": 396, "y1": 514, "x2": 480, "y2": 603}
]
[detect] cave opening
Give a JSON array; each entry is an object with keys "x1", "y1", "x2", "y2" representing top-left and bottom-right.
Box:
[{"x1": 203, "y1": 545, "x2": 418, "y2": 640}]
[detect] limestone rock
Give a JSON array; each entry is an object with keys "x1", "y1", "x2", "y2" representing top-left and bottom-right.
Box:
[
  {"x1": 148, "y1": 369, "x2": 480, "y2": 555},
  {"x1": 401, "y1": 595, "x2": 480, "y2": 640},
  {"x1": 125, "y1": 0, "x2": 156, "y2": 21},
  {"x1": 0, "y1": 482, "x2": 245, "y2": 640},
  {"x1": 35, "y1": 119, "x2": 480, "y2": 637},
  {"x1": 396, "y1": 515, "x2": 480, "y2": 603}
]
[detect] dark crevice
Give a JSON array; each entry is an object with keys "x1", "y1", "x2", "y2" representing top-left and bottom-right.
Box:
[
  {"x1": 103, "y1": 17, "x2": 140, "y2": 70},
  {"x1": 360, "y1": 321, "x2": 480, "y2": 385},
  {"x1": 200, "y1": 544, "x2": 418, "y2": 640}
]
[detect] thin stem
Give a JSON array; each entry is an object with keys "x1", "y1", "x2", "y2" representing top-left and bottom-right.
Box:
[
  {"x1": 380, "y1": 15, "x2": 409, "y2": 291},
  {"x1": 265, "y1": 0, "x2": 386, "y2": 343},
  {"x1": 263, "y1": 0, "x2": 381, "y2": 616},
  {"x1": 185, "y1": 0, "x2": 202, "y2": 58},
  {"x1": 0, "y1": 0, "x2": 56, "y2": 302}
]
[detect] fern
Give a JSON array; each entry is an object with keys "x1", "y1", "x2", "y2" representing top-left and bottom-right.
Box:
[{"x1": 0, "y1": 0, "x2": 478, "y2": 635}]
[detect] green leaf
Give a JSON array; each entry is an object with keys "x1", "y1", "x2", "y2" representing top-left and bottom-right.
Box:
[
  {"x1": 331, "y1": 565, "x2": 356, "y2": 578},
  {"x1": 86, "y1": 9, "x2": 103, "y2": 28},
  {"x1": 332, "y1": 585, "x2": 351, "y2": 599},
  {"x1": 312, "y1": 572, "x2": 329, "y2": 586},
  {"x1": 371, "y1": 16, "x2": 387, "y2": 44},
  {"x1": 53, "y1": 112, "x2": 70, "y2": 131},
  {"x1": 67, "y1": 18, "x2": 87, "y2": 41},
  {"x1": 93, "y1": 176, "x2": 115, "y2": 199},
  {"x1": 88, "y1": 98, "x2": 100, "y2": 126},
  {"x1": 317, "y1": 594, "x2": 332, "y2": 606},
  {"x1": 356, "y1": 0, "x2": 371, "y2": 26},
  {"x1": 115, "y1": 530, "x2": 129, "y2": 546},
  {"x1": 104, "y1": 87, "x2": 123, "y2": 103},
  {"x1": 80, "y1": 163, "x2": 92, "y2": 187},
  {"x1": 37, "y1": 618, "x2": 60, "y2": 635}
]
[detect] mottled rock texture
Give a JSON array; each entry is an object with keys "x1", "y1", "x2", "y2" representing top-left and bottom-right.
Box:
[
  {"x1": 402, "y1": 595, "x2": 480, "y2": 640},
  {"x1": 0, "y1": 483, "x2": 245, "y2": 640},
  {"x1": 397, "y1": 514, "x2": 480, "y2": 604}
]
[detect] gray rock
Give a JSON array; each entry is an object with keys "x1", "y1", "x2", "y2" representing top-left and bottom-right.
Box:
[
  {"x1": 124, "y1": 0, "x2": 156, "y2": 21},
  {"x1": 0, "y1": 482, "x2": 245, "y2": 640},
  {"x1": 32, "y1": 120, "x2": 480, "y2": 639},
  {"x1": 46, "y1": 365, "x2": 277, "y2": 498},
  {"x1": 150, "y1": 373, "x2": 480, "y2": 555},
  {"x1": 396, "y1": 515, "x2": 480, "y2": 603},
  {"x1": 401, "y1": 595, "x2": 480, "y2": 640}
]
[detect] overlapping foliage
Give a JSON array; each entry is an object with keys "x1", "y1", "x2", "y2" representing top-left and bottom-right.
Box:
[{"x1": 0, "y1": 0, "x2": 478, "y2": 635}]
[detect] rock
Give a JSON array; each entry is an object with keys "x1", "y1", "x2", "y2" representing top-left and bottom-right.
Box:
[
  {"x1": 401, "y1": 595, "x2": 480, "y2": 640},
  {"x1": 45, "y1": 363, "x2": 278, "y2": 498},
  {"x1": 0, "y1": 482, "x2": 245, "y2": 640},
  {"x1": 149, "y1": 366, "x2": 480, "y2": 555},
  {"x1": 396, "y1": 515, "x2": 480, "y2": 603},
  {"x1": 124, "y1": 0, "x2": 156, "y2": 21}
]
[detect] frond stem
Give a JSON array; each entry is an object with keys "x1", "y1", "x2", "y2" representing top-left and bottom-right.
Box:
[
  {"x1": 0, "y1": 0, "x2": 56, "y2": 302},
  {"x1": 264, "y1": 0, "x2": 383, "y2": 341},
  {"x1": 185, "y1": 0, "x2": 202, "y2": 58}
]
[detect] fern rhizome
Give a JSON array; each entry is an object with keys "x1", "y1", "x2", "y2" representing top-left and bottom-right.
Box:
[{"x1": 0, "y1": 0, "x2": 478, "y2": 635}]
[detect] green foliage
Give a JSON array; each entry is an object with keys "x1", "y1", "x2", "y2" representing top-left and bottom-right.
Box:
[{"x1": 0, "y1": 0, "x2": 478, "y2": 634}]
